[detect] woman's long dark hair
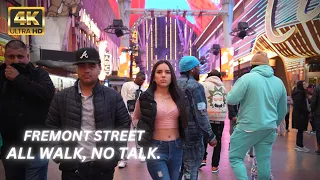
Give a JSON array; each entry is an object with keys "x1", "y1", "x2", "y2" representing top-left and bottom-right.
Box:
[
  {"x1": 293, "y1": 81, "x2": 307, "y2": 98},
  {"x1": 149, "y1": 60, "x2": 187, "y2": 127},
  {"x1": 296, "y1": 81, "x2": 305, "y2": 91}
]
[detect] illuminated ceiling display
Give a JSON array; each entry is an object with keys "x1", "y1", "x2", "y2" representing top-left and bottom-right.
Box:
[{"x1": 108, "y1": 0, "x2": 221, "y2": 34}]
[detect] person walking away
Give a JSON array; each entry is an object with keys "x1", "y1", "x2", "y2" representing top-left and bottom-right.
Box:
[
  {"x1": 200, "y1": 70, "x2": 227, "y2": 173},
  {"x1": 177, "y1": 56, "x2": 217, "y2": 180},
  {"x1": 227, "y1": 51, "x2": 287, "y2": 180},
  {"x1": 310, "y1": 84, "x2": 320, "y2": 155},
  {"x1": 132, "y1": 60, "x2": 187, "y2": 180},
  {"x1": 0, "y1": 40, "x2": 55, "y2": 180},
  {"x1": 292, "y1": 81, "x2": 311, "y2": 153},
  {"x1": 119, "y1": 72, "x2": 146, "y2": 167},
  {"x1": 45, "y1": 47, "x2": 131, "y2": 180}
]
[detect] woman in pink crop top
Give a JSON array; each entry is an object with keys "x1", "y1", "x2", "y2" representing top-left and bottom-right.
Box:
[{"x1": 132, "y1": 60, "x2": 187, "y2": 180}]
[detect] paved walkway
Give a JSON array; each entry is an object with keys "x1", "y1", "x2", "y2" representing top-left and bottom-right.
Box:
[{"x1": 1, "y1": 119, "x2": 319, "y2": 179}]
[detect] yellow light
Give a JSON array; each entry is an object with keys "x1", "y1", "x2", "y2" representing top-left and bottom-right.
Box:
[
  {"x1": 151, "y1": 20, "x2": 153, "y2": 64},
  {"x1": 146, "y1": 21, "x2": 149, "y2": 70},
  {"x1": 170, "y1": 17, "x2": 172, "y2": 60},
  {"x1": 189, "y1": 28, "x2": 192, "y2": 56},
  {"x1": 155, "y1": 17, "x2": 157, "y2": 48},
  {"x1": 166, "y1": 17, "x2": 168, "y2": 48},
  {"x1": 175, "y1": 19, "x2": 177, "y2": 60}
]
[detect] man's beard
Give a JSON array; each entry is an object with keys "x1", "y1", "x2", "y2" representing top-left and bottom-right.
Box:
[
  {"x1": 80, "y1": 78, "x2": 97, "y2": 86},
  {"x1": 193, "y1": 74, "x2": 200, "y2": 81}
]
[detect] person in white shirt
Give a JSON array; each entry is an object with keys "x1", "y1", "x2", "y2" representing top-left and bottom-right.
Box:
[
  {"x1": 118, "y1": 72, "x2": 146, "y2": 168},
  {"x1": 121, "y1": 72, "x2": 146, "y2": 112},
  {"x1": 199, "y1": 70, "x2": 227, "y2": 173}
]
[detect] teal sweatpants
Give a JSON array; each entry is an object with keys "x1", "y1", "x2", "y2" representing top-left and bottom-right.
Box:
[{"x1": 229, "y1": 127, "x2": 277, "y2": 180}]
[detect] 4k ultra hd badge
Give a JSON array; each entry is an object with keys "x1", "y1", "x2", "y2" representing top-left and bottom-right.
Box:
[{"x1": 8, "y1": 7, "x2": 45, "y2": 36}]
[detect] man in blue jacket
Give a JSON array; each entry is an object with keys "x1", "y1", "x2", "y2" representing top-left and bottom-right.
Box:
[
  {"x1": 177, "y1": 56, "x2": 217, "y2": 180},
  {"x1": 227, "y1": 51, "x2": 287, "y2": 180}
]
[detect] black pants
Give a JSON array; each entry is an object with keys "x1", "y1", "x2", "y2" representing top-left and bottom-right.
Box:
[
  {"x1": 285, "y1": 113, "x2": 290, "y2": 130},
  {"x1": 296, "y1": 129, "x2": 304, "y2": 147},
  {"x1": 314, "y1": 116, "x2": 320, "y2": 145},
  {"x1": 203, "y1": 122, "x2": 224, "y2": 167},
  {"x1": 61, "y1": 161, "x2": 115, "y2": 180}
]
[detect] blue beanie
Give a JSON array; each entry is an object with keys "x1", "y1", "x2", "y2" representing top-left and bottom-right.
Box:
[{"x1": 179, "y1": 56, "x2": 200, "y2": 72}]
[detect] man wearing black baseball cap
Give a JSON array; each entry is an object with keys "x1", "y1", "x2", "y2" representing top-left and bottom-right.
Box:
[
  {"x1": 73, "y1": 47, "x2": 102, "y2": 87},
  {"x1": 46, "y1": 47, "x2": 131, "y2": 180}
]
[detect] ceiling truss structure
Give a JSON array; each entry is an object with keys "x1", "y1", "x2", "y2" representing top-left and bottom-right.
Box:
[
  {"x1": 125, "y1": 8, "x2": 228, "y2": 16},
  {"x1": 124, "y1": 8, "x2": 228, "y2": 73}
]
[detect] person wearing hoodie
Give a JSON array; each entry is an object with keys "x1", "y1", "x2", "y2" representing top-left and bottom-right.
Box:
[
  {"x1": 227, "y1": 51, "x2": 287, "y2": 180},
  {"x1": 200, "y1": 70, "x2": 227, "y2": 173}
]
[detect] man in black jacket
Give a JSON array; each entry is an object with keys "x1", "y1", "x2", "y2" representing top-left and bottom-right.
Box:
[
  {"x1": 0, "y1": 40, "x2": 55, "y2": 180},
  {"x1": 45, "y1": 47, "x2": 131, "y2": 179}
]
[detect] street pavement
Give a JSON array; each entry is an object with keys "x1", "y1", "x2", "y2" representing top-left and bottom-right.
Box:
[{"x1": 1, "y1": 119, "x2": 319, "y2": 180}]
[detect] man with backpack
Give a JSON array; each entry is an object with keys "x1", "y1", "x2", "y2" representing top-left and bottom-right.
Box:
[{"x1": 119, "y1": 72, "x2": 146, "y2": 168}]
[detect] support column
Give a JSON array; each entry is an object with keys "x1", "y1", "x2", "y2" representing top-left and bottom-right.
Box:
[
  {"x1": 117, "y1": 0, "x2": 132, "y2": 47},
  {"x1": 222, "y1": 0, "x2": 234, "y2": 48}
]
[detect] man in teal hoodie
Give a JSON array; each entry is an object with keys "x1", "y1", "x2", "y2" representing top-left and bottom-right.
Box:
[{"x1": 227, "y1": 51, "x2": 287, "y2": 180}]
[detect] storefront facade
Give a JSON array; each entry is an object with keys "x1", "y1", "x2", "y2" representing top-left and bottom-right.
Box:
[
  {"x1": 196, "y1": 0, "x2": 320, "y2": 93},
  {"x1": 26, "y1": 0, "x2": 120, "y2": 82}
]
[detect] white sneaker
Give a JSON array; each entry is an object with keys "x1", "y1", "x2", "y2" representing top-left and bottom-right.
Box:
[
  {"x1": 295, "y1": 146, "x2": 310, "y2": 153},
  {"x1": 118, "y1": 160, "x2": 127, "y2": 168},
  {"x1": 140, "y1": 156, "x2": 146, "y2": 162},
  {"x1": 302, "y1": 146, "x2": 310, "y2": 152}
]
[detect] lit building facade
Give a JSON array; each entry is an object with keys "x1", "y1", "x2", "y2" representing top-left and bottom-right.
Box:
[
  {"x1": 196, "y1": 0, "x2": 320, "y2": 93},
  {"x1": 137, "y1": 16, "x2": 197, "y2": 77},
  {"x1": 21, "y1": 0, "x2": 121, "y2": 84}
]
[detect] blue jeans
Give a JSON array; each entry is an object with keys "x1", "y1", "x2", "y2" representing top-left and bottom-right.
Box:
[
  {"x1": 146, "y1": 138, "x2": 183, "y2": 180},
  {"x1": 1, "y1": 152, "x2": 48, "y2": 180},
  {"x1": 179, "y1": 141, "x2": 204, "y2": 180},
  {"x1": 26, "y1": 154, "x2": 49, "y2": 180}
]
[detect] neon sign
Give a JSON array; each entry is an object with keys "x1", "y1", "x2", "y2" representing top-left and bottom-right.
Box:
[
  {"x1": 79, "y1": 9, "x2": 101, "y2": 39},
  {"x1": 265, "y1": 0, "x2": 320, "y2": 44}
]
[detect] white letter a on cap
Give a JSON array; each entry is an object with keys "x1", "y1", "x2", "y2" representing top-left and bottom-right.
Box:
[{"x1": 80, "y1": 51, "x2": 89, "y2": 59}]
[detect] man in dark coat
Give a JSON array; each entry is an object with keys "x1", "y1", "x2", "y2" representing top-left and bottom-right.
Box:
[
  {"x1": 45, "y1": 47, "x2": 131, "y2": 180},
  {"x1": 0, "y1": 40, "x2": 55, "y2": 180}
]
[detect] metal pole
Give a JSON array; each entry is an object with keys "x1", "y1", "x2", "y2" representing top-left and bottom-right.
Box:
[
  {"x1": 118, "y1": 0, "x2": 132, "y2": 47},
  {"x1": 222, "y1": 0, "x2": 234, "y2": 48}
]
